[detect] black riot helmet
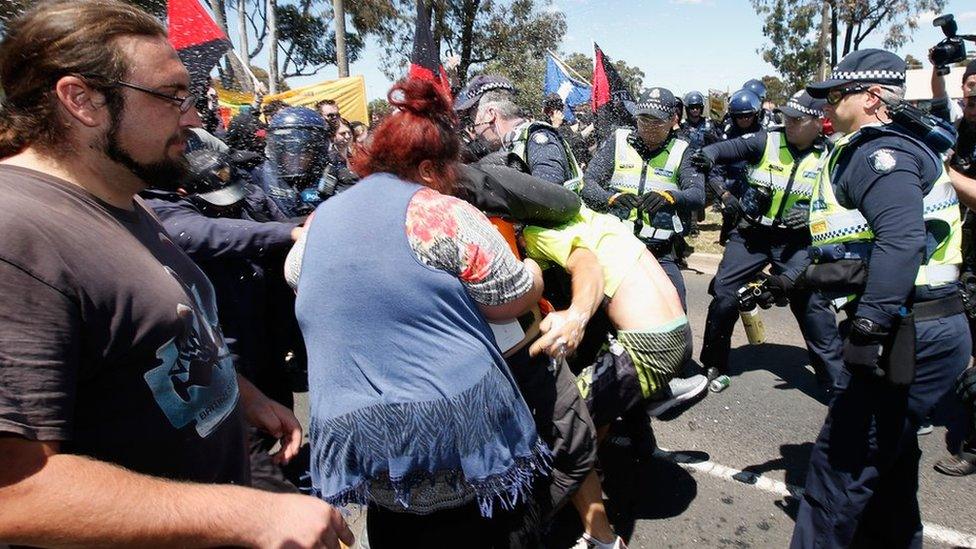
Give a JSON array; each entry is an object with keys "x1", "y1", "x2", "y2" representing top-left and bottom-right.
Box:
[
  {"x1": 183, "y1": 149, "x2": 248, "y2": 214},
  {"x1": 267, "y1": 107, "x2": 330, "y2": 188}
]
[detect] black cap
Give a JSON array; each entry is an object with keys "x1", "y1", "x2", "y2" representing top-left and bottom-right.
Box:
[
  {"x1": 777, "y1": 90, "x2": 825, "y2": 118},
  {"x1": 634, "y1": 87, "x2": 676, "y2": 120},
  {"x1": 807, "y1": 49, "x2": 906, "y2": 98},
  {"x1": 453, "y1": 75, "x2": 516, "y2": 112}
]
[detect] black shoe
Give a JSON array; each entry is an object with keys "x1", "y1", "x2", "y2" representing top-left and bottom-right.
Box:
[{"x1": 934, "y1": 453, "x2": 976, "y2": 476}]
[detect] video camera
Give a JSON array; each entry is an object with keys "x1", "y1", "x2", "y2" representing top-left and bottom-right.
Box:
[{"x1": 930, "y1": 14, "x2": 976, "y2": 76}]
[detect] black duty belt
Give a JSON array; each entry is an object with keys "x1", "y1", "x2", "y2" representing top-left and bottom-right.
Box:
[{"x1": 913, "y1": 294, "x2": 965, "y2": 321}]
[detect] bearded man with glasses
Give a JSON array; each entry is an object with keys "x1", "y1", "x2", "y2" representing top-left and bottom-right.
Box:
[{"x1": 785, "y1": 48, "x2": 969, "y2": 549}]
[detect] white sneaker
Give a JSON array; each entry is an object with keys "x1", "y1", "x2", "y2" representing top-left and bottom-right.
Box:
[
  {"x1": 573, "y1": 533, "x2": 628, "y2": 549},
  {"x1": 648, "y1": 375, "x2": 708, "y2": 417}
]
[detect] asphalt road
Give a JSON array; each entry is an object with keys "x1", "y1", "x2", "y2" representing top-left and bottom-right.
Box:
[{"x1": 294, "y1": 256, "x2": 976, "y2": 548}]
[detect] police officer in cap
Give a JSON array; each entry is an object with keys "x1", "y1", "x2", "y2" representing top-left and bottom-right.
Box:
[
  {"x1": 690, "y1": 91, "x2": 844, "y2": 395},
  {"x1": 463, "y1": 75, "x2": 585, "y2": 190},
  {"x1": 580, "y1": 87, "x2": 706, "y2": 307},
  {"x1": 679, "y1": 91, "x2": 721, "y2": 150},
  {"x1": 781, "y1": 49, "x2": 969, "y2": 548}
]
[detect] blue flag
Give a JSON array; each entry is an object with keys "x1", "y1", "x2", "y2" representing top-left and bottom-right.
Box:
[{"x1": 544, "y1": 53, "x2": 591, "y2": 124}]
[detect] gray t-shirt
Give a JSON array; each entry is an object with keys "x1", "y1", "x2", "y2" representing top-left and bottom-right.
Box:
[{"x1": 0, "y1": 165, "x2": 248, "y2": 484}]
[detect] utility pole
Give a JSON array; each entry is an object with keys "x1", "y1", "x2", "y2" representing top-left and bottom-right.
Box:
[
  {"x1": 818, "y1": 0, "x2": 831, "y2": 80},
  {"x1": 267, "y1": 0, "x2": 278, "y2": 93},
  {"x1": 334, "y1": 0, "x2": 349, "y2": 78}
]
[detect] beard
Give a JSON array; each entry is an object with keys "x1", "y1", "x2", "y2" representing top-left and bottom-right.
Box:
[{"x1": 102, "y1": 105, "x2": 191, "y2": 191}]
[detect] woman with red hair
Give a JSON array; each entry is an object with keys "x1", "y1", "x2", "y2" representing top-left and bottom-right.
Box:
[{"x1": 292, "y1": 79, "x2": 550, "y2": 547}]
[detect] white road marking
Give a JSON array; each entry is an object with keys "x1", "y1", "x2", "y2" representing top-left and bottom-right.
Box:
[{"x1": 659, "y1": 449, "x2": 976, "y2": 548}]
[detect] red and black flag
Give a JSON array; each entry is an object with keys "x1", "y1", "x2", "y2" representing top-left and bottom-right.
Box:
[
  {"x1": 167, "y1": 0, "x2": 232, "y2": 93},
  {"x1": 591, "y1": 42, "x2": 635, "y2": 137},
  {"x1": 408, "y1": 0, "x2": 450, "y2": 97}
]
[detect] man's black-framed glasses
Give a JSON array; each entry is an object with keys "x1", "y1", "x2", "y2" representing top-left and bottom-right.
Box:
[
  {"x1": 115, "y1": 80, "x2": 197, "y2": 113},
  {"x1": 825, "y1": 85, "x2": 869, "y2": 106}
]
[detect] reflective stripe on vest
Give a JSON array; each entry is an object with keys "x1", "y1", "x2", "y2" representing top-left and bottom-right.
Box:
[
  {"x1": 808, "y1": 129, "x2": 962, "y2": 287},
  {"x1": 746, "y1": 130, "x2": 824, "y2": 226},
  {"x1": 508, "y1": 121, "x2": 584, "y2": 193},
  {"x1": 609, "y1": 128, "x2": 688, "y2": 240}
]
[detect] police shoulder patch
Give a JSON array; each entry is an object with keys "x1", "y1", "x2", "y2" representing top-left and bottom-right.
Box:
[
  {"x1": 533, "y1": 131, "x2": 550, "y2": 145},
  {"x1": 868, "y1": 148, "x2": 897, "y2": 173}
]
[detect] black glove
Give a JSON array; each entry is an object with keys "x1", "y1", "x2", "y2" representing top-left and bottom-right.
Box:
[
  {"x1": 720, "y1": 192, "x2": 740, "y2": 215},
  {"x1": 755, "y1": 274, "x2": 793, "y2": 309},
  {"x1": 690, "y1": 150, "x2": 713, "y2": 173},
  {"x1": 843, "y1": 317, "x2": 887, "y2": 378},
  {"x1": 956, "y1": 366, "x2": 976, "y2": 403},
  {"x1": 781, "y1": 203, "x2": 809, "y2": 229},
  {"x1": 637, "y1": 190, "x2": 675, "y2": 217},
  {"x1": 609, "y1": 192, "x2": 639, "y2": 210}
]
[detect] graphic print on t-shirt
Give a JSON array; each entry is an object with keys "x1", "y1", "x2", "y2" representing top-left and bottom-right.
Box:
[{"x1": 144, "y1": 267, "x2": 239, "y2": 437}]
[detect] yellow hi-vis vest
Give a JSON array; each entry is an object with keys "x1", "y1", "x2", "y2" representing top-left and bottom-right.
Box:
[
  {"x1": 508, "y1": 120, "x2": 584, "y2": 193},
  {"x1": 808, "y1": 128, "x2": 962, "y2": 289},
  {"x1": 747, "y1": 130, "x2": 824, "y2": 227},
  {"x1": 608, "y1": 128, "x2": 689, "y2": 242}
]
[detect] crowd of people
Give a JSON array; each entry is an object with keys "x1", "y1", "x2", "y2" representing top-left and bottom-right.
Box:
[{"x1": 2, "y1": 1, "x2": 976, "y2": 548}]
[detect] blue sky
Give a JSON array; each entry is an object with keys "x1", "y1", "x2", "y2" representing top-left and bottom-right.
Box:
[{"x1": 285, "y1": 0, "x2": 976, "y2": 100}]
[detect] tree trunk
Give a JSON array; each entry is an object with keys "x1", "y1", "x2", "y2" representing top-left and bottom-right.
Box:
[
  {"x1": 267, "y1": 0, "x2": 278, "y2": 93},
  {"x1": 818, "y1": 0, "x2": 831, "y2": 79},
  {"x1": 457, "y1": 0, "x2": 479, "y2": 85},
  {"x1": 334, "y1": 0, "x2": 349, "y2": 78},
  {"x1": 830, "y1": 0, "x2": 838, "y2": 66},
  {"x1": 842, "y1": 19, "x2": 853, "y2": 57},
  {"x1": 237, "y1": 0, "x2": 249, "y2": 64}
]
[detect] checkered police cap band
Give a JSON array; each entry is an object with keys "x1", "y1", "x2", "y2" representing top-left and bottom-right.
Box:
[
  {"x1": 637, "y1": 101, "x2": 675, "y2": 115},
  {"x1": 470, "y1": 81, "x2": 515, "y2": 96},
  {"x1": 786, "y1": 100, "x2": 822, "y2": 117},
  {"x1": 829, "y1": 69, "x2": 905, "y2": 82}
]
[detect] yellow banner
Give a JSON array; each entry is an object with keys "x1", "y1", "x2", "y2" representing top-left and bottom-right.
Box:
[{"x1": 216, "y1": 75, "x2": 368, "y2": 126}]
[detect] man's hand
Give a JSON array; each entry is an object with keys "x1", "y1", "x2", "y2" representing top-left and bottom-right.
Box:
[
  {"x1": 843, "y1": 318, "x2": 887, "y2": 378},
  {"x1": 690, "y1": 150, "x2": 714, "y2": 173},
  {"x1": 529, "y1": 308, "x2": 589, "y2": 361},
  {"x1": 608, "y1": 192, "x2": 639, "y2": 210},
  {"x1": 253, "y1": 493, "x2": 355, "y2": 549},
  {"x1": 637, "y1": 190, "x2": 675, "y2": 217},
  {"x1": 237, "y1": 376, "x2": 303, "y2": 464},
  {"x1": 755, "y1": 274, "x2": 793, "y2": 309},
  {"x1": 781, "y1": 203, "x2": 809, "y2": 229}
]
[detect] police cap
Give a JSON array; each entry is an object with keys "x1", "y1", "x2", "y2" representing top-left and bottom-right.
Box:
[
  {"x1": 777, "y1": 90, "x2": 825, "y2": 119},
  {"x1": 454, "y1": 75, "x2": 517, "y2": 112},
  {"x1": 634, "y1": 87, "x2": 677, "y2": 120},
  {"x1": 807, "y1": 49, "x2": 906, "y2": 98}
]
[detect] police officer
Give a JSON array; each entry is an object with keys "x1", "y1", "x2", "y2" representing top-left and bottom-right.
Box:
[
  {"x1": 691, "y1": 91, "x2": 844, "y2": 394},
  {"x1": 722, "y1": 89, "x2": 764, "y2": 140},
  {"x1": 463, "y1": 75, "x2": 585, "y2": 190},
  {"x1": 776, "y1": 49, "x2": 969, "y2": 548},
  {"x1": 580, "y1": 87, "x2": 706, "y2": 307},
  {"x1": 252, "y1": 106, "x2": 331, "y2": 217},
  {"x1": 679, "y1": 91, "x2": 721, "y2": 150},
  {"x1": 143, "y1": 149, "x2": 306, "y2": 493},
  {"x1": 742, "y1": 78, "x2": 778, "y2": 128}
]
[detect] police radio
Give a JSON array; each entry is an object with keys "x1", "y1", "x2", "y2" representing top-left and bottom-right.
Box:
[{"x1": 884, "y1": 100, "x2": 959, "y2": 155}]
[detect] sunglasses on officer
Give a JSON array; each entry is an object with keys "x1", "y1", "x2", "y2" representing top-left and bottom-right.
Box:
[{"x1": 825, "y1": 85, "x2": 872, "y2": 106}]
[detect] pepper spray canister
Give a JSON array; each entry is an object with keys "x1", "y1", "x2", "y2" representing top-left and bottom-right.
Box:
[{"x1": 735, "y1": 281, "x2": 766, "y2": 345}]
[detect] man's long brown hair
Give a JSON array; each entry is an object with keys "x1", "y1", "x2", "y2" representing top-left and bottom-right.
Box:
[{"x1": 0, "y1": 0, "x2": 166, "y2": 159}]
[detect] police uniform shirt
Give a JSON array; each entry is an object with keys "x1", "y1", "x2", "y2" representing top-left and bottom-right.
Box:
[
  {"x1": 525, "y1": 125, "x2": 574, "y2": 185},
  {"x1": 814, "y1": 127, "x2": 956, "y2": 327},
  {"x1": 580, "y1": 130, "x2": 706, "y2": 214}
]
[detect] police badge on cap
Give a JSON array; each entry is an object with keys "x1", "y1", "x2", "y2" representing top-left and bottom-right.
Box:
[{"x1": 807, "y1": 49, "x2": 907, "y2": 98}]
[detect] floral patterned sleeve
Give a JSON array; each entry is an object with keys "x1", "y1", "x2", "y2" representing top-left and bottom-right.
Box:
[{"x1": 406, "y1": 187, "x2": 532, "y2": 306}]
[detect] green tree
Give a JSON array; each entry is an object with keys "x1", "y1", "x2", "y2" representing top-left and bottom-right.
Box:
[
  {"x1": 762, "y1": 75, "x2": 789, "y2": 105},
  {"x1": 905, "y1": 53, "x2": 923, "y2": 70},
  {"x1": 368, "y1": 97, "x2": 392, "y2": 120},
  {"x1": 751, "y1": 0, "x2": 947, "y2": 90}
]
